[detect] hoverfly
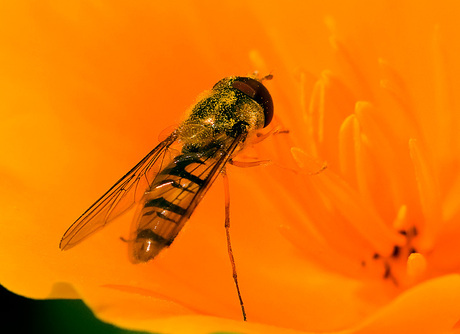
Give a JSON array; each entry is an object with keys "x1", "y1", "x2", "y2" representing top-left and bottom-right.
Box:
[{"x1": 59, "y1": 75, "x2": 274, "y2": 321}]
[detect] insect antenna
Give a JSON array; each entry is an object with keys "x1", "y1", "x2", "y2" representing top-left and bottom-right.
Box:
[{"x1": 222, "y1": 168, "x2": 247, "y2": 321}]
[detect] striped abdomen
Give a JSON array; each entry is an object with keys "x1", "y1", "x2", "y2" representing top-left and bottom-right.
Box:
[{"x1": 129, "y1": 153, "x2": 213, "y2": 263}]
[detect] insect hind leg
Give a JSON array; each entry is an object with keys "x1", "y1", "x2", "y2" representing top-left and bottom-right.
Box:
[{"x1": 222, "y1": 167, "x2": 247, "y2": 321}]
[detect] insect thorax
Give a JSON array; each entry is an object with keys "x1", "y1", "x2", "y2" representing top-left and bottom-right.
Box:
[{"x1": 178, "y1": 78, "x2": 265, "y2": 154}]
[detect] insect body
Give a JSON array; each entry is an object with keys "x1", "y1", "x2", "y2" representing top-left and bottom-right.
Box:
[{"x1": 60, "y1": 76, "x2": 274, "y2": 264}]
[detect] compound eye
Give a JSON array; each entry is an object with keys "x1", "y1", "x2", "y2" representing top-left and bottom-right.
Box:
[{"x1": 232, "y1": 77, "x2": 274, "y2": 127}]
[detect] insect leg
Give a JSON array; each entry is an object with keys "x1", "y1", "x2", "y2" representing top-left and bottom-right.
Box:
[
  {"x1": 250, "y1": 125, "x2": 286, "y2": 144},
  {"x1": 229, "y1": 159, "x2": 272, "y2": 168},
  {"x1": 222, "y1": 167, "x2": 247, "y2": 321}
]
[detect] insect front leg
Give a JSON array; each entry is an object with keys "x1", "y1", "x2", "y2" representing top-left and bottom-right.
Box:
[
  {"x1": 251, "y1": 124, "x2": 289, "y2": 145},
  {"x1": 229, "y1": 159, "x2": 272, "y2": 168},
  {"x1": 232, "y1": 120, "x2": 289, "y2": 168}
]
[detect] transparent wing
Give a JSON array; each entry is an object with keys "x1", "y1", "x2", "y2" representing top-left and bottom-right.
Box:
[
  {"x1": 59, "y1": 131, "x2": 179, "y2": 250},
  {"x1": 176, "y1": 130, "x2": 247, "y2": 224},
  {"x1": 143, "y1": 129, "x2": 248, "y2": 238},
  {"x1": 126, "y1": 128, "x2": 249, "y2": 263}
]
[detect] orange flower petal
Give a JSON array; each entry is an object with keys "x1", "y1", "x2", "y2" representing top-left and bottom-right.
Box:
[
  {"x1": 347, "y1": 275, "x2": 460, "y2": 334},
  {"x1": 2, "y1": 1, "x2": 460, "y2": 333}
]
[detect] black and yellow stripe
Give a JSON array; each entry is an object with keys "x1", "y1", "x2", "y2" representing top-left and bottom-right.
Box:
[{"x1": 132, "y1": 153, "x2": 212, "y2": 256}]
